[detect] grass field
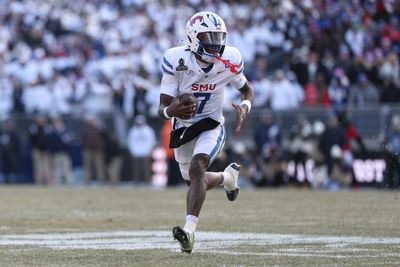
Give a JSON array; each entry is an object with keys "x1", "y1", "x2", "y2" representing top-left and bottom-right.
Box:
[{"x1": 0, "y1": 186, "x2": 399, "y2": 266}]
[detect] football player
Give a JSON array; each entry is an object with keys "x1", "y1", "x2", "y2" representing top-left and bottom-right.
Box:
[{"x1": 158, "y1": 11, "x2": 254, "y2": 253}]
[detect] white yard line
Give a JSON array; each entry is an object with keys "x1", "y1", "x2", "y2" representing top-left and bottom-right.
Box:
[{"x1": 0, "y1": 231, "x2": 399, "y2": 258}]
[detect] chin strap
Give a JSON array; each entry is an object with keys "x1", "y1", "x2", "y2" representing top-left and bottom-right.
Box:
[{"x1": 214, "y1": 53, "x2": 240, "y2": 74}]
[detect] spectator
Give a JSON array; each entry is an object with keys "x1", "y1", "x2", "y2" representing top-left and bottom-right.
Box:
[
  {"x1": 348, "y1": 73, "x2": 379, "y2": 108},
  {"x1": 287, "y1": 115, "x2": 313, "y2": 184},
  {"x1": 267, "y1": 70, "x2": 303, "y2": 110},
  {"x1": 250, "y1": 65, "x2": 271, "y2": 108},
  {"x1": 287, "y1": 71, "x2": 304, "y2": 104},
  {"x1": 318, "y1": 114, "x2": 346, "y2": 183},
  {"x1": 380, "y1": 53, "x2": 400, "y2": 87},
  {"x1": 0, "y1": 76, "x2": 14, "y2": 120},
  {"x1": 81, "y1": 115, "x2": 106, "y2": 185},
  {"x1": 132, "y1": 67, "x2": 152, "y2": 118},
  {"x1": 82, "y1": 77, "x2": 113, "y2": 115},
  {"x1": 11, "y1": 76, "x2": 25, "y2": 113},
  {"x1": 308, "y1": 120, "x2": 327, "y2": 188},
  {"x1": 127, "y1": 115, "x2": 156, "y2": 185},
  {"x1": 51, "y1": 73, "x2": 74, "y2": 115},
  {"x1": 251, "y1": 142, "x2": 286, "y2": 187},
  {"x1": 248, "y1": 56, "x2": 268, "y2": 82},
  {"x1": 290, "y1": 49, "x2": 308, "y2": 87},
  {"x1": 305, "y1": 51, "x2": 329, "y2": 86},
  {"x1": 334, "y1": 46, "x2": 354, "y2": 81},
  {"x1": 29, "y1": 115, "x2": 53, "y2": 185},
  {"x1": 337, "y1": 112, "x2": 367, "y2": 167},
  {"x1": 382, "y1": 114, "x2": 400, "y2": 188},
  {"x1": 327, "y1": 145, "x2": 353, "y2": 190},
  {"x1": 379, "y1": 52, "x2": 400, "y2": 102},
  {"x1": 252, "y1": 112, "x2": 284, "y2": 186},
  {"x1": 328, "y1": 68, "x2": 350, "y2": 111},
  {"x1": 103, "y1": 131, "x2": 123, "y2": 185},
  {"x1": 0, "y1": 119, "x2": 21, "y2": 183},
  {"x1": 253, "y1": 112, "x2": 281, "y2": 156},
  {"x1": 345, "y1": 23, "x2": 366, "y2": 57},
  {"x1": 383, "y1": 15, "x2": 400, "y2": 46},
  {"x1": 360, "y1": 51, "x2": 383, "y2": 86},
  {"x1": 23, "y1": 79, "x2": 53, "y2": 115},
  {"x1": 303, "y1": 72, "x2": 331, "y2": 106},
  {"x1": 49, "y1": 116, "x2": 73, "y2": 185}
]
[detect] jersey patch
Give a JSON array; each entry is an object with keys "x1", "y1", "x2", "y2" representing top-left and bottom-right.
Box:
[{"x1": 176, "y1": 58, "x2": 188, "y2": 71}]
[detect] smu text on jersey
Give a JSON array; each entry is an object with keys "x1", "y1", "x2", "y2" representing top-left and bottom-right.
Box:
[{"x1": 191, "y1": 83, "x2": 216, "y2": 91}]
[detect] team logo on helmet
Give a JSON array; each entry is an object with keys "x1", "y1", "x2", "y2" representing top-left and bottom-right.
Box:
[{"x1": 190, "y1": 15, "x2": 203, "y2": 26}]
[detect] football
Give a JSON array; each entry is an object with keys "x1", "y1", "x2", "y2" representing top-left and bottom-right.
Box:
[{"x1": 178, "y1": 93, "x2": 198, "y2": 119}]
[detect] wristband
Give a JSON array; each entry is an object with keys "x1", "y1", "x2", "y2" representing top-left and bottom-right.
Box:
[
  {"x1": 163, "y1": 106, "x2": 171, "y2": 119},
  {"x1": 240, "y1": 100, "x2": 252, "y2": 113}
]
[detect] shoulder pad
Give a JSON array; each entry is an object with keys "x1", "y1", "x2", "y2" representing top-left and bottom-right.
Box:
[
  {"x1": 220, "y1": 46, "x2": 244, "y2": 74},
  {"x1": 161, "y1": 46, "x2": 189, "y2": 75}
]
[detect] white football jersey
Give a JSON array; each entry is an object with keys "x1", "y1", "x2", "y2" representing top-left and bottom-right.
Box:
[{"x1": 160, "y1": 46, "x2": 247, "y2": 127}]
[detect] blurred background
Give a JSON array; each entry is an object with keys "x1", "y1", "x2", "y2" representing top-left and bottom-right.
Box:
[{"x1": 0, "y1": 0, "x2": 399, "y2": 190}]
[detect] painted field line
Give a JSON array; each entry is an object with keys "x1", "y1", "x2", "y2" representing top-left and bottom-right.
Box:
[{"x1": 0, "y1": 231, "x2": 399, "y2": 258}]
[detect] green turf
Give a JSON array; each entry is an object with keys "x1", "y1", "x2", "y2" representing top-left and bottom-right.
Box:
[{"x1": 0, "y1": 186, "x2": 399, "y2": 266}]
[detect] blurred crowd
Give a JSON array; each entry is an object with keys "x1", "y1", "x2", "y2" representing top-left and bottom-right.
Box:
[
  {"x1": 246, "y1": 111, "x2": 364, "y2": 190},
  {"x1": 206, "y1": 109, "x2": 400, "y2": 190},
  {"x1": 0, "y1": 0, "x2": 400, "y2": 188},
  {"x1": 233, "y1": 0, "x2": 400, "y2": 111},
  {"x1": 0, "y1": 114, "x2": 158, "y2": 186},
  {"x1": 0, "y1": 0, "x2": 399, "y2": 119},
  {"x1": 2, "y1": 110, "x2": 400, "y2": 189}
]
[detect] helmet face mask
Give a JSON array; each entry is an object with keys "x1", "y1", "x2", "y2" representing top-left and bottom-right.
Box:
[
  {"x1": 186, "y1": 12, "x2": 227, "y2": 63},
  {"x1": 197, "y1": 32, "x2": 226, "y2": 55}
]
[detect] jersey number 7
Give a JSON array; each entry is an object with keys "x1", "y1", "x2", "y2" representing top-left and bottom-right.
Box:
[{"x1": 193, "y1": 92, "x2": 211, "y2": 113}]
